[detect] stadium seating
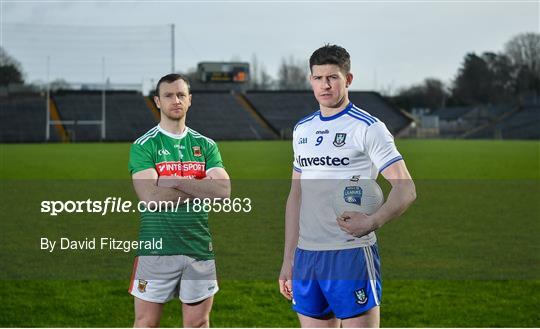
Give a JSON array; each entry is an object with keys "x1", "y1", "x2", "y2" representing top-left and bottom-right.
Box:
[
  {"x1": 432, "y1": 106, "x2": 478, "y2": 136},
  {"x1": 466, "y1": 104, "x2": 540, "y2": 139},
  {"x1": 187, "y1": 91, "x2": 276, "y2": 140},
  {"x1": 348, "y1": 92, "x2": 411, "y2": 134},
  {"x1": 245, "y1": 91, "x2": 411, "y2": 138},
  {"x1": 53, "y1": 90, "x2": 157, "y2": 142},
  {"x1": 433, "y1": 106, "x2": 476, "y2": 121},
  {"x1": 3, "y1": 89, "x2": 535, "y2": 142},
  {"x1": 0, "y1": 94, "x2": 49, "y2": 142},
  {"x1": 52, "y1": 91, "x2": 103, "y2": 141},
  {"x1": 104, "y1": 92, "x2": 157, "y2": 141},
  {"x1": 243, "y1": 91, "x2": 318, "y2": 138},
  {"x1": 433, "y1": 104, "x2": 526, "y2": 138}
]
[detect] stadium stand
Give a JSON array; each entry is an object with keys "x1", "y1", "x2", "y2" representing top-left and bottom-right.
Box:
[
  {"x1": 431, "y1": 104, "x2": 527, "y2": 138},
  {"x1": 0, "y1": 93, "x2": 50, "y2": 142},
  {"x1": 433, "y1": 106, "x2": 478, "y2": 136},
  {"x1": 245, "y1": 91, "x2": 411, "y2": 138},
  {"x1": 104, "y1": 92, "x2": 157, "y2": 141},
  {"x1": 434, "y1": 106, "x2": 476, "y2": 121},
  {"x1": 13, "y1": 89, "x2": 537, "y2": 141},
  {"x1": 349, "y1": 92, "x2": 411, "y2": 134},
  {"x1": 53, "y1": 90, "x2": 157, "y2": 142},
  {"x1": 464, "y1": 104, "x2": 540, "y2": 139},
  {"x1": 243, "y1": 91, "x2": 318, "y2": 138},
  {"x1": 53, "y1": 91, "x2": 103, "y2": 141},
  {"x1": 186, "y1": 91, "x2": 276, "y2": 140}
]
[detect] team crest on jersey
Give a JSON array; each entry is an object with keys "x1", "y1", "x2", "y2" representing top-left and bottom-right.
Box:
[
  {"x1": 192, "y1": 146, "x2": 202, "y2": 157},
  {"x1": 333, "y1": 133, "x2": 347, "y2": 147},
  {"x1": 354, "y1": 288, "x2": 368, "y2": 304},
  {"x1": 138, "y1": 280, "x2": 148, "y2": 293}
]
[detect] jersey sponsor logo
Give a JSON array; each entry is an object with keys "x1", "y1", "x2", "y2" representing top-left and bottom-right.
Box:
[
  {"x1": 156, "y1": 161, "x2": 206, "y2": 178},
  {"x1": 333, "y1": 133, "x2": 347, "y2": 147},
  {"x1": 296, "y1": 155, "x2": 350, "y2": 167},
  {"x1": 298, "y1": 137, "x2": 308, "y2": 144},
  {"x1": 355, "y1": 288, "x2": 368, "y2": 304},
  {"x1": 316, "y1": 129, "x2": 329, "y2": 135},
  {"x1": 158, "y1": 149, "x2": 171, "y2": 156}
]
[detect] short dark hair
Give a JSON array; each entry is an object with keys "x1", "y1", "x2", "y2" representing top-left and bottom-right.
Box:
[
  {"x1": 155, "y1": 73, "x2": 191, "y2": 97},
  {"x1": 309, "y1": 44, "x2": 351, "y2": 74}
]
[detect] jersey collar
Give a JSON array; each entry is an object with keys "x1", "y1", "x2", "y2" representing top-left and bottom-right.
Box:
[
  {"x1": 157, "y1": 124, "x2": 189, "y2": 139},
  {"x1": 318, "y1": 102, "x2": 353, "y2": 121}
]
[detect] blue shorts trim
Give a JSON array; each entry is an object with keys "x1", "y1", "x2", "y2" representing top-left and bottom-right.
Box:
[{"x1": 291, "y1": 245, "x2": 382, "y2": 319}]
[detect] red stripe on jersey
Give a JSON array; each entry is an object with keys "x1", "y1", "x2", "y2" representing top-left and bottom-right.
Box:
[{"x1": 128, "y1": 256, "x2": 139, "y2": 293}]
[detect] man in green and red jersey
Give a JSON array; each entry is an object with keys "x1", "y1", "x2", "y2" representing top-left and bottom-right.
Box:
[{"x1": 128, "y1": 73, "x2": 231, "y2": 328}]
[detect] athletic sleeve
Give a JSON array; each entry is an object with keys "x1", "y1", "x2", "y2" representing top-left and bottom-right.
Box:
[
  {"x1": 128, "y1": 143, "x2": 155, "y2": 175},
  {"x1": 205, "y1": 142, "x2": 224, "y2": 172},
  {"x1": 364, "y1": 122, "x2": 403, "y2": 173}
]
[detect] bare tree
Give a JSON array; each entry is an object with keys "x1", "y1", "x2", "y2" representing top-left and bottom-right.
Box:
[
  {"x1": 393, "y1": 78, "x2": 449, "y2": 111},
  {"x1": 50, "y1": 79, "x2": 71, "y2": 91},
  {"x1": 504, "y1": 32, "x2": 540, "y2": 74},
  {"x1": 504, "y1": 32, "x2": 540, "y2": 94},
  {"x1": 249, "y1": 54, "x2": 275, "y2": 90},
  {"x1": 259, "y1": 65, "x2": 274, "y2": 90},
  {"x1": 277, "y1": 55, "x2": 309, "y2": 90},
  {"x1": 0, "y1": 47, "x2": 24, "y2": 86}
]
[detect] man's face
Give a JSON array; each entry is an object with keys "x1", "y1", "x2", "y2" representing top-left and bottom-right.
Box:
[
  {"x1": 310, "y1": 64, "x2": 353, "y2": 109},
  {"x1": 154, "y1": 79, "x2": 192, "y2": 121}
]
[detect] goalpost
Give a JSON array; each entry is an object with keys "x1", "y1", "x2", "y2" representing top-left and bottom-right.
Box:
[{"x1": 45, "y1": 79, "x2": 143, "y2": 142}]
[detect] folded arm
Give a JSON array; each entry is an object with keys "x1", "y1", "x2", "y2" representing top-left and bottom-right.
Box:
[
  {"x1": 132, "y1": 168, "x2": 193, "y2": 204},
  {"x1": 337, "y1": 160, "x2": 416, "y2": 236},
  {"x1": 157, "y1": 167, "x2": 231, "y2": 200}
]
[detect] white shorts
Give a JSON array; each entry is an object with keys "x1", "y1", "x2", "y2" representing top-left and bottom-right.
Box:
[{"x1": 128, "y1": 255, "x2": 218, "y2": 304}]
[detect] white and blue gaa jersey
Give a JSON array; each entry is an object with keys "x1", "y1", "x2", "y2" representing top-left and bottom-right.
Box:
[{"x1": 292, "y1": 102, "x2": 403, "y2": 250}]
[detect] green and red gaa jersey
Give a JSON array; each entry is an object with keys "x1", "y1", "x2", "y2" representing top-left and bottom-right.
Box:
[{"x1": 128, "y1": 125, "x2": 224, "y2": 259}]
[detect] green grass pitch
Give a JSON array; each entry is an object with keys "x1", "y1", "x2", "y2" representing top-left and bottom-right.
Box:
[{"x1": 0, "y1": 139, "x2": 539, "y2": 327}]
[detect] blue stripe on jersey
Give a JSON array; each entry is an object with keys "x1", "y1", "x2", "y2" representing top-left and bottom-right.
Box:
[
  {"x1": 347, "y1": 112, "x2": 373, "y2": 126},
  {"x1": 318, "y1": 103, "x2": 353, "y2": 121},
  {"x1": 293, "y1": 166, "x2": 302, "y2": 173},
  {"x1": 379, "y1": 156, "x2": 403, "y2": 173},
  {"x1": 350, "y1": 107, "x2": 377, "y2": 123},
  {"x1": 294, "y1": 111, "x2": 319, "y2": 130},
  {"x1": 352, "y1": 105, "x2": 377, "y2": 119},
  {"x1": 352, "y1": 106, "x2": 377, "y2": 122}
]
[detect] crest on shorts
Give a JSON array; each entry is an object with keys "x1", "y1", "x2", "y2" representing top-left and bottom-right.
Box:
[
  {"x1": 138, "y1": 280, "x2": 148, "y2": 293},
  {"x1": 192, "y1": 146, "x2": 202, "y2": 157},
  {"x1": 333, "y1": 133, "x2": 346, "y2": 147},
  {"x1": 354, "y1": 288, "x2": 368, "y2": 304}
]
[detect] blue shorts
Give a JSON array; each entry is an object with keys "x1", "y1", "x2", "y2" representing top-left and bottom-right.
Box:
[{"x1": 292, "y1": 245, "x2": 382, "y2": 319}]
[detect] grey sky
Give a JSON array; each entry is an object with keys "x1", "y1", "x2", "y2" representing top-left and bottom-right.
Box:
[{"x1": 1, "y1": 1, "x2": 538, "y2": 93}]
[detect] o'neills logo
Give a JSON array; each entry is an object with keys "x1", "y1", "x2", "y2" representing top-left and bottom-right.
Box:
[
  {"x1": 296, "y1": 155, "x2": 350, "y2": 167},
  {"x1": 156, "y1": 161, "x2": 206, "y2": 178}
]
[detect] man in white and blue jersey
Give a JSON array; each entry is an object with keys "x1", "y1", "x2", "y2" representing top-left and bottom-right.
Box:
[{"x1": 279, "y1": 45, "x2": 416, "y2": 327}]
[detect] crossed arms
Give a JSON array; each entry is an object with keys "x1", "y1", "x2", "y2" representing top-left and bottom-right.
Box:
[{"x1": 132, "y1": 167, "x2": 231, "y2": 205}]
